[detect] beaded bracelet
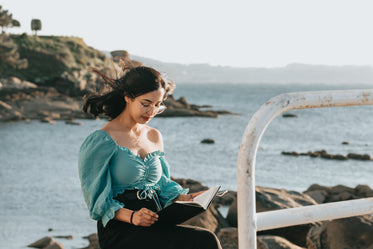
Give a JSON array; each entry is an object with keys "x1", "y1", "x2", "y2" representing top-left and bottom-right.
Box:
[{"x1": 130, "y1": 211, "x2": 136, "y2": 225}]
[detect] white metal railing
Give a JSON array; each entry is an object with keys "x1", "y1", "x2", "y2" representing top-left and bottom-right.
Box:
[{"x1": 236, "y1": 89, "x2": 373, "y2": 249}]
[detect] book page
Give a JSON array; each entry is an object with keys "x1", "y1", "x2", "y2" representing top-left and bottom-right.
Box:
[
  {"x1": 175, "y1": 185, "x2": 221, "y2": 209},
  {"x1": 193, "y1": 185, "x2": 220, "y2": 209}
]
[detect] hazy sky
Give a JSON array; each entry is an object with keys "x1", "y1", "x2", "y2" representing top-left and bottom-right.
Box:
[{"x1": 2, "y1": 0, "x2": 373, "y2": 68}]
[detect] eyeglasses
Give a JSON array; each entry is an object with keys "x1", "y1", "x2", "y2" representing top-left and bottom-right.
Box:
[{"x1": 135, "y1": 99, "x2": 167, "y2": 115}]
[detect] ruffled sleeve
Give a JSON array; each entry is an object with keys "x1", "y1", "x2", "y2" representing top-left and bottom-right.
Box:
[
  {"x1": 78, "y1": 130, "x2": 124, "y2": 227},
  {"x1": 157, "y1": 156, "x2": 189, "y2": 207}
]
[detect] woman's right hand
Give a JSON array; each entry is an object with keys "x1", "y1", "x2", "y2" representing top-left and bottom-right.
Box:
[{"x1": 131, "y1": 208, "x2": 159, "y2": 227}]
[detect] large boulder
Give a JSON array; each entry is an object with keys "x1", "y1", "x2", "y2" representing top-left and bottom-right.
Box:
[
  {"x1": 81, "y1": 233, "x2": 100, "y2": 249},
  {"x1": 227, "y1": 186, "x2": 318, "y2": 247},
  {"x1": 303, "y1": 184, "x2": 373, "y2": 204},
  {"x1": 258, "y1": 235, "x2": 306, "y2": 249},
  {"x1": 217, "y1": 228, "x2": 305, "y2": 249},
  {"x1": 307, "y1": 215, "x2": 373, "y2": 249},
  {"x1": 227, "y1": 186, "x2": 318, "y2": 226},
  {"x1": 183, "y1": 204, "x2": 229, "y2": 233},
  {"x1": 161, "y1": 95, "x2": 234, "y2": 118},
  {"x1": 172, "y1": 177, "x2": 209, "y2": 193},
  {"x1": 28, "y1": 236, "x2": 54, "y2": 248}
]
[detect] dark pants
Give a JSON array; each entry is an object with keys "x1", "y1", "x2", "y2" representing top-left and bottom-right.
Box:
[{"x1": 97, "y1": 192, "x2": 221, "y2": 249}]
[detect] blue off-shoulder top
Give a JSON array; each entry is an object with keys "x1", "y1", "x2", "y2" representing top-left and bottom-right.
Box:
[{"x1": 78, "y1": 130, "x2": 188, "y2": 226}]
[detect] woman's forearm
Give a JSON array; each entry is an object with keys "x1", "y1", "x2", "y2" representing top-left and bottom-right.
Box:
[{"x1": 114, "y1": 208, "x2": 134, "y2": 223}]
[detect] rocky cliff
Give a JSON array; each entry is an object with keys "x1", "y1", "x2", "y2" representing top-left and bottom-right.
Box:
[{"x1": 0, "y1": 34, "x2": 233, "y2": 122}]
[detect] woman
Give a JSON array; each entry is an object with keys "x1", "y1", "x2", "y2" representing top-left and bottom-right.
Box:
[{"x1": 78, "y1": 65, "x2": 221, "y2": 249}]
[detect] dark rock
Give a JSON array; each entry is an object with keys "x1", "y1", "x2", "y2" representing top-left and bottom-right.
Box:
[
  {"x1": 342, "y1": 141, "x2": 349, "y2": 145},
  {"x1": 172, "y1": 178, "x2": 209, "y2": 193},
  {"x1": 307, "y1": 216, "x2": 373, "y2": 249},
  {"x1": 303, "y1": 190, "x2": 327, "y2": 204},
  {"x1": 53, "y1": 235, "x2": 73, "y2": 240},
  {"x1": 347, "y1": 153, "x2": 372, "y2": 160},
  {"x1": 183, "y1": 205, "x2": 228, "y2": 233},
  {"x1": 217, "y1": 228, "x2": 305, "y2": 249},
  {"x1": 160, "y1": 95, "x2": 234, "y2": 118},
  {"x1": 355, "y1": 184, "x2": 373, "y2": 197},
  {"x1": 81, "y1": 233, "x2": 99, "y2": 249},
  {"x1": 201, "y1": 138, "x2": 215, "y2": 144},
  {"x1": 227, "y1": 186, "x2": 318, "y2": 247},
  {"x1": 258, "y1": 235, "x2": 305, "y2": 249},
  {"x1": 282, "y1": 151, "x2": 300, "y2": 156},
  {"x1": 217, "y1": 227, "x2": 238, "y2": 249},
  {"x1": 304, "y1": 184, "x2": 330, "y2": 193},
  {"x1": 282, "y1": 113, "x2": 298, "y2": 118},
  {"x1": 65, "y1": 120, "x2": 82, "y2": 125},
  {"x1": 320, "y1": 153, "x2": 333, "y2": 159},
  {"x1": 28, "y1": 236, "x2": 54, "y2": 248},
  {"x1": 333, "y1": 154, "x2": 347, "y2": 160},
  {"x1": 40, "y1": 117, "x2": 56, "y2": 125},
  {"x1": 214, "y1": 190, "x2": 236, "y2": 206},
  {"x1": 304, "y1": 184, "x2": 373, "y2": 203},
  {"x1": 281, "y1": 150, "x2": 372, "y2": 161}
]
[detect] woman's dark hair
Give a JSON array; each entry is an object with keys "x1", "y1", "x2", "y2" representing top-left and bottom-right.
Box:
[{"x1": 83, "y1": 65, "x2": 175, "y2": 119}]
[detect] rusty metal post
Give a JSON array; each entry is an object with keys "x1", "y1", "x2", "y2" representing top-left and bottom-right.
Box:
[{"x1": 237, "y1": 89, "x2": 373, "y2": 249}]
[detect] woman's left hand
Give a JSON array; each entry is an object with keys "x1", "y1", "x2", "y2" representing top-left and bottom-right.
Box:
[{"x1": 174, "y1": 191, "x2": 206, "y2": 201}]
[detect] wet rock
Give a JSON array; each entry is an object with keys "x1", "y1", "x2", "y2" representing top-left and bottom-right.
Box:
[
  {"x1": 160, "y1": 95, "x2": 234, "y2": 118},
  {"x1": 282, "y1": 113, "x2": 298, "y2": 118},
  {"x1": 28, "y1": 236, "x2": 54, "y2": 248},
  {"x1": 307, "y1": 215, "x2": 373, "y2": 249},
  {"x1": 282, "y1": 151, "x2": 300, "y2": 156},
  {"x1": 201, "y1": 138, "x2": 215, "y2": 144},
  {"x1": 333, "y1": 154, "x2": 348, "y2": 160},
  {"x1": 53, "y1": 235, "x2": 73, "y2": 240},
  {"x1": 65, "y1": 120, "x2": 82, "y2": 125},
  {"x1": 282, "y1": 150, "x2": 372, "y2": 161},
  {"x1": 347, "y1": 153, "x2": 371, "y2": 160}
]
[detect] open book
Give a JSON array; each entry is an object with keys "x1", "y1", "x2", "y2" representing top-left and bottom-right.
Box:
[{"x1": 157, "y1": 185, "x2": 221, "y2": 224}]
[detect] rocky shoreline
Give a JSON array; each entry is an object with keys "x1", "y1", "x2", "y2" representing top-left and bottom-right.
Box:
[
  {"x1": 0, "y1": 77, "x2": 235, "y2": 123},
  {"x1": 0, "y1": 34, "x2": 235, "y2": 123},
  {"x1": 282, "y1": 149, "x2": 373, "y2": 161},
  {"x1": 28, "y1": 179, "x2": 373, "y2": 249}
]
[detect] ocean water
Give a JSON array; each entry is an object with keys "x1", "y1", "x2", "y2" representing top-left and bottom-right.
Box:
[{"x1": 1, "y1": 82, "x2": 373, "y2": 249}]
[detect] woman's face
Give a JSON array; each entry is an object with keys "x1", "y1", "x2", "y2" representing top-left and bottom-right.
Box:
[{"x1": 125, "y1": 88, "x2": 166, "y2": 124}]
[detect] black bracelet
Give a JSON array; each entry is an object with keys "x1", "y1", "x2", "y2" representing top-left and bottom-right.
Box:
[{"x1": 130, "y1": 211, "x2": 136, "y2": 225}]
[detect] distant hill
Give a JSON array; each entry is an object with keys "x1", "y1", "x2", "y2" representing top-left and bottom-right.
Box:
[
  {"x1": 3, "y1": 33, "x2": 372, "y2": 86},
  {"x1": 124, "y1": 54, "x2": 373, "y2": 85}
]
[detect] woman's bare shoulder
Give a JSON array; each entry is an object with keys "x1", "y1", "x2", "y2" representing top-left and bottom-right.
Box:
[{"x1": 145, "y1": 126, "x2": 163, "y2": 149}]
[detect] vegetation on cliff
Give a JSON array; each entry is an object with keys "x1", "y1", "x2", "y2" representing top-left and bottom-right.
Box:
[{"x1": 1, "y1": 33, "x2": 110, "y2": 96}]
